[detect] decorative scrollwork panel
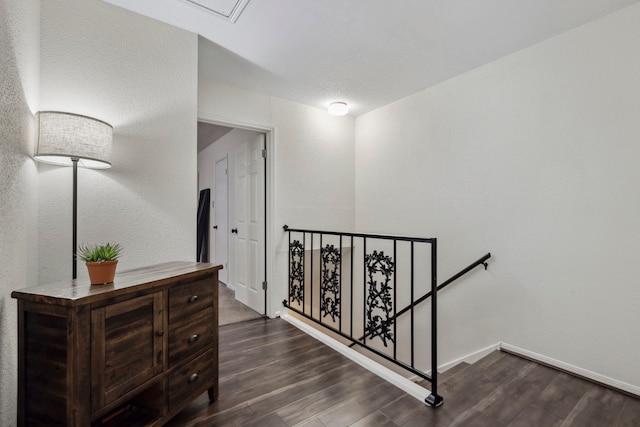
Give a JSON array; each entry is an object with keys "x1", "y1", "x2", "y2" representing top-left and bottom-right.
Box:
[
  {"x1": 289, "y1": 240, "x2": 305, "y2": 305},
  {"x1": 320, "y1": 244, "x2": 341, "y2": 322},
  {"x1": 364, "y1": 250, "x2": 395, "y2": 347}
]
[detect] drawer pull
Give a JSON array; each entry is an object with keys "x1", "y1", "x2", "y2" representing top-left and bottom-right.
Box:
[
  {"x1": 189, "y1": 373, "x2": 199, "y2": 383},
  {"x1": 188, "y1": 334, "x2": 199, "y2": 344},
  {"x1": 156, "y1": 330, "x2": 164, "y2": 337},
  {"x1": 188, "y1": 295, "x2": 199, "y2": 304}
]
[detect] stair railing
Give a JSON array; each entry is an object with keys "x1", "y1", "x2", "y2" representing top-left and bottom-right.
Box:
[
  {"x1": 353, "y1": 252, "x2": 491, "y2": 345},
  {"x1": 282, "y1": 225, "x2": 491, "y2": 407}
]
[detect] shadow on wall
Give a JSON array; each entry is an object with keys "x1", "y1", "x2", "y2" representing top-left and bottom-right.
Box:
[
  {"x1": 0, "y1": 296, "x2": 18, "y2": 422},
  {"x1": 0, "y1": 0, "x2": 39, "y2": 424}
]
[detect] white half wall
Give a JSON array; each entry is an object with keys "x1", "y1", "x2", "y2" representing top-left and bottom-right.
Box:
[
  {"x1": 0, "y1": 0, "x2": 40, "y2": 423},
  {"x1": 355, "y1": 3, "x2": 640, "y2": 389},
  {"x1": 198, "y1": 80, "x2": 356, "y2": 316},
  {"x1": 38, "y1": 0, "x2": 198, "y2": 283}
]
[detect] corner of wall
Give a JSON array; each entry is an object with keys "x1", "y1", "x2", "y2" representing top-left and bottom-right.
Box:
[{"x1": 0, "y1": 0, "x2": 40, "y2": 424}]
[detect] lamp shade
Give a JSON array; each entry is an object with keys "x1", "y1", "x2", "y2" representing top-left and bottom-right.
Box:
[{"x1": 35, "y1": 111, "x2": 113, "y2": 169}]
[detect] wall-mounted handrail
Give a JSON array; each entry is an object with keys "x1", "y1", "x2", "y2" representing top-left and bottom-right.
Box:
[{"x1": 353, "y1": 253, "x2": 492, "y2": 344}]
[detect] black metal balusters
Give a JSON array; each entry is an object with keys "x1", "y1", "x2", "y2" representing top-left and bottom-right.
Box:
[{"x1": 282, "y1": 225, "x2": 491, "y2": 408}]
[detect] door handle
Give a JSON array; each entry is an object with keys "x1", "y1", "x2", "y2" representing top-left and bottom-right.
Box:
[
  {"x1": 213, "y1": 225, "x2": 218, "y2": 229},
  {"x1": 231, "y1": 228, "x2": 238, "y2": 234}
]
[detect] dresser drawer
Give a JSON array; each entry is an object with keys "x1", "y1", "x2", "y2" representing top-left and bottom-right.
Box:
[
  {"x1": 169, "y1": 349, "x2": 215, "y2": 411},
  {"x1": 169, "y1": 278, "x2": 214, "y2": 324},
  {"x1": 168, "y1": 308, "x2": 214, "y2": 366}
]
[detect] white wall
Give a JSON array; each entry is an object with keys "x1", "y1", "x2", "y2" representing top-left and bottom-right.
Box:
[
  {"x1": 356, "y1": 4, "x2": 640, "y2": 388},
  {"x1": 198, "y1": 80, "x2": 356, "y2": 316},
  {"x1": 38, "y1": 0, "x2": 198, "y2": 283},
  {"x1": 0, "y1": 0, "x2": 40, "y2": 423}
]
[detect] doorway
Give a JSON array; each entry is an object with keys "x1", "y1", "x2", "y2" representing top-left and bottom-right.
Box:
[{"x1": 197, "y1": 122, "x2": 268, "y2": 316}]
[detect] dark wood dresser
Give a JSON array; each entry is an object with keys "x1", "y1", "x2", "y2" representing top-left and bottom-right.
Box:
[{"x1": 11, "y1": 261, "x2": 221, "y2": 426}]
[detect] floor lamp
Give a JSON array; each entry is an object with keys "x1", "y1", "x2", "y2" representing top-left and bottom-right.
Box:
[{"x1": 34, "y1": 111, "x2": 113, "y2": 280}]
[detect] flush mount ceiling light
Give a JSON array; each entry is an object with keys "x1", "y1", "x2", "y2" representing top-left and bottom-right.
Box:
[
  {"x1": 328, "y1": 102, "x2": 349, "y2": 116},
  {"x1": 183, "y1": 0, "x2": 251, "y2": 23}
]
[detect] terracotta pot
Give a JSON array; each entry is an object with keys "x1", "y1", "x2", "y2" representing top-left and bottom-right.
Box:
[{"x1": 86, "y1": 260, "x2": 118, "y2": 285}]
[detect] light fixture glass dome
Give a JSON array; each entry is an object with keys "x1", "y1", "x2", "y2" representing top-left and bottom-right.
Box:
[{"x1": 328, "y1": 101, "x2": 349, "y2": 116}]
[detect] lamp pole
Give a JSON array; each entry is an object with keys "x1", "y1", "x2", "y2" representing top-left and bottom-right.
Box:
[
  {"x1": 33, "y1": 112, "x2": 113, "y2": 281},
  {"x1": 72, "y1": 157, "x2": 78, "y2": 280}
]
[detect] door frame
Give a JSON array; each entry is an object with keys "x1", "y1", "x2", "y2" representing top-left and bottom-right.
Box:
[
  {"x1": 214, "y1": 155, "x2": 229, "y2": 285},
  {"x1": 198, "y1": 116, "x2": 274, "y2": 317}
]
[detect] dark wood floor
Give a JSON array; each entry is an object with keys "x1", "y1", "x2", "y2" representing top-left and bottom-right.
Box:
[{"x1": 166, "y1": 318, "x2": 640, "y2": 426}]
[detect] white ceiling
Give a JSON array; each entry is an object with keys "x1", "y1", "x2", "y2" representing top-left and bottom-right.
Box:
[{"x1": 103, "y1": 0, "x2": 640, "y2": 116}]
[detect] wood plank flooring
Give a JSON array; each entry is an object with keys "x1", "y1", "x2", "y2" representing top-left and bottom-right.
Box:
[{"x1": 166, "y1": 318, "x2": 640, "y2": 426}]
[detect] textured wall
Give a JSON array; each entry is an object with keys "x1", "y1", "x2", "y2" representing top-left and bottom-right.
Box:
[
  {"x1": 0, "y1": 0, "x2": 40, "y2": 424},
  {"x1": 356, "y1": 3, "x2": 640, "y2": 388},
  {"x1": 38, "y1": 0, "x2": 198, "y2": 283},
  {"x1": 198, "y1": 80, "x2": 356, "y2": 316}
]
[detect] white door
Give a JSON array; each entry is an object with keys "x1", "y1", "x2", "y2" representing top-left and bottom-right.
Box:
[
  {"x1": 214, "y1": 157, "x2": 229, "y2": 284},
  {"x1": 234, "y1": 133, "x2": 265, "y2": 314}
]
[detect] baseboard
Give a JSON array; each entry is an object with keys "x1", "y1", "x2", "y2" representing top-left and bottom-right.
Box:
[
  {"x1": 280, "y1": 311, "x2": 431, "y2": 403},
  {"x1": 499, "y1": 342, "x2": 640, "y2": 398},
  {"x1": 220, "y1": 281, "x2": 235, "y2": 291},
  {"x1": 279, "y1": 313, "x2": 640, "y2": 401},
  {"x1": 433, "y1": 343, "x2": 500, "y2": 374}
]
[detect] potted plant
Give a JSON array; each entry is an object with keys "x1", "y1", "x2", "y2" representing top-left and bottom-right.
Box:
[{"x1": 77, "y1": 242, "x2": 123, "y2": 285}]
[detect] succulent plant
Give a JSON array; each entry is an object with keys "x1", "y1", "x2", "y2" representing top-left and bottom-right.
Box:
[{"x1": 77, "y1": 242, "x2": 123, "y2": 263}]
